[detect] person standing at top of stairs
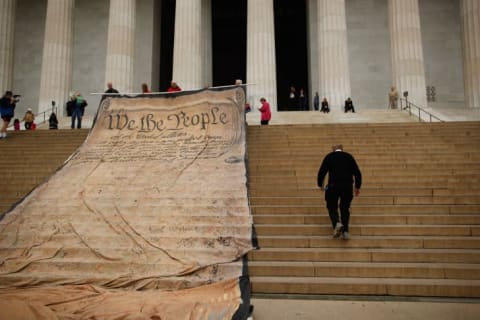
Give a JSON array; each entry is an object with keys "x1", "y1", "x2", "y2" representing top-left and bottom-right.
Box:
[
  {"x1": 0, "y1": 91, "x2": 17, "y2": 139},
  {"x1": 317, "y1": 144, "x2": 362, "y2": 240}
]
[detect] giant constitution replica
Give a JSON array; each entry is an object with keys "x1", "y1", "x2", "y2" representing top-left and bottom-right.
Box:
[{"x1": 0, "y1": 87, "x2": 255, "y2": 318}]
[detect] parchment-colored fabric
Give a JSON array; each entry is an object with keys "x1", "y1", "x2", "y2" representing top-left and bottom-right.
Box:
[
  {"x1": 0, "y1": 88, "x2": 253, "y2": 319},
  {"x1": 0, "y1": 277, "x2": 245, "y2": 320}
]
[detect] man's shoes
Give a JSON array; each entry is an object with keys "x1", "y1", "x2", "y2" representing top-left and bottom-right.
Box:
[
  {"x1": 342, "y1": 232, "x2": 350, "y2": 240},
  {"x1": 333, "y1": 222, "x2": 344, "y2": 238}
]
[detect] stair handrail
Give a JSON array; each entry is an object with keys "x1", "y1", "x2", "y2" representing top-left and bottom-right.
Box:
[
  {"x1": 7, "y1": 106, "x2": 58, "y2": 130},
  {"x1": 398, "y1": 98, "x2": 443, "y2": 122},
  {"x1": 35, "y1": 106, "x2": 58, "y2": 127}
]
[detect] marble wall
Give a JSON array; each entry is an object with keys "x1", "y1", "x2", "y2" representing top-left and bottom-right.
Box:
[
  {"x1": 346, "y1": 0, "x2": 391, "y2": 109},
  {"x1": 10, "y1": 0, "x2": 465, "y2": 119},
  {"x1": 72, "y1": 0, "x2": 109, "y2": 116},
  {"x1": 420, "y1": 0, "x2": 464, "y2": 106},
  {"x1": 13, "y1": 0, "x2": 158, "y2": 117},
  {"x1": 13, "y1": 0, "x2": 47, "y2": 117}
]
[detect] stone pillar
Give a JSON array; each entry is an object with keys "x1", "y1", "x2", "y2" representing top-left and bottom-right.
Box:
[
  {"x1": 0, "y1": 0, "x2": 16, "y2": 94},
  {"x1": 172, "y1": 0, "x2": 203, "y2": 90},
  {"x1": 38, "y1": 0, "x2": 74, "y2": 115},
  {"x1": 202, "y1": 0, "x2": 212, "y2": 88},
  {"x1": 247, "y1": 0, "x2": 277, "y2": 111},
  {"x1": 460, "y1": 0, "x2": 480, "y2": 109},
  {"x1": 388, "y1": 0, "x2": 427, "y2": 108},
  {"x1": 316, "y1": 0, "x2": 351, "y2": 109},
  {"x1": 307, "y1": 0, "x2": 319, "y2": 110},
  {"x1": 105, "y1": 0, "x2": 136, "y2": 93}
]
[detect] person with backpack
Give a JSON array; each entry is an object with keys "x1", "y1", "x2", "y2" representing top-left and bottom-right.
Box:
[
  {"x1": 22, "y1": 108, "x2": 35, "y2": 130},
  {"x1": 49, "y1": 112, "x2": 58, "y2": 130}
]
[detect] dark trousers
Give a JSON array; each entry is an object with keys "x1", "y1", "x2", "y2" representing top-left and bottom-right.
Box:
[
  {"x1": 71, "y1": 108, "x2": 82, "y2": 129},
  {"x1": 261, "y1": 120, "x2": 269, "y2": 125},
  {"x1": 345, "y1": 105, "x2": 355, "y2": 113},
  {"x1": 325, "y1": 185, "x2": 353, "y2": 232}
]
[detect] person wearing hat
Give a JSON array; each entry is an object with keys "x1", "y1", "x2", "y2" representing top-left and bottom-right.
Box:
[
  {"x1": 22, "y1": 108, "x2": 35, "y2": 130},
  {"x1": 317, "y1": 144, "x2": 362, "y2": 240}
]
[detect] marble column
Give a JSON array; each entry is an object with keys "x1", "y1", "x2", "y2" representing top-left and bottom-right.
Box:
[
  {"x1": 460, "y1": 0, "x2": 480, "y2": 109},
  {"x1": 38, "y1": 0, "x2": 75, "y2": 115},
  {"x1": 247, "y1": 0, "x2": 277, "y2": 111},
  {"x1": 202, "y1": 0, "x2": 212, "y2": 88},
  {"x1": 0, "y1": 0, "x2": 16, "y2": 94},
  {"x1": 316, "y1": 0, "x2": 351, "y2": 109},
  {"x1": 172, "y1": 0, "x2": 203, "y2": 90},
  {"x1": 308, "y1": 0, "x2": 319, "y2": 110},
  {"x1": 388, "y1": 0, "x2": 427, "y2": 108},
  {"x1": 105, "y1": 0, "x2": 136, "y2": 93}
]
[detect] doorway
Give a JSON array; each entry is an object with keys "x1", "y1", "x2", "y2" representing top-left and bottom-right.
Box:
[
  {"x1": 212, "y1": 0, "x2": 247, "y2": 87},
  {"x1": 274, "y1": 0, "x2": 309, "y2": 111}
]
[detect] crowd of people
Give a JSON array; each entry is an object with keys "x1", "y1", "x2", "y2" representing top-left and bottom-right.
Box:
[
  {"x1": 0, "y1": 80, "x2": 186, "y2": 136},
  {"x1": 0, "y1": 83, "x2": 402, "y2": 132},
  {"x1": 289, "y1": 86, "x2": 359, "y2": 113},
  {"x1": 1, "y1": 90, "x2": 59, "y2": 137}
]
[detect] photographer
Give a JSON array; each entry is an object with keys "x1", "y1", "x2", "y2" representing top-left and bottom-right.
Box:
[{"x1": 0, "y1": 91, "x2": 18, "y2": 139}]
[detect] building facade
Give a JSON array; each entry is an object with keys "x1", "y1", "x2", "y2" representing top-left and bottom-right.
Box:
[{"x1": 0, "y1": 0, "x2": 479, "y2": 117}]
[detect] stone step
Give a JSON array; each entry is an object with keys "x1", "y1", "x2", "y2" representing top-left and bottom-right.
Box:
[
  {"x1": 248, "y1": 188, "x2": 480, "y2": 197},
  {"x1": 249, "y1": 163, "x2": 480, "y2": 171},
  {"x1": 247, "y1": 129, "x2": 480, "y2": 136},
  {"x1": 252, "y1": 214, "x2": 480, "y2": 225},
  {"x1": 248, "y1": 169, "x2": 480, "y2": 177},
  {"x1": 250, "y1": 276, "x2": 480, "y2": 297},
  {"x1": 256, "y1": 236, "x2": 480, "y2": 249},
  {"x1": 251, "y1": 205, "x2": 480, "y2": 215},
  {"x1": 249, "y1": 196, "x2": 480, "y2": 205},
  {"x1": 248, "y1": 261, "x2": 480, "y2": 280},
  {"x1": 254, "y1": 224, "x2": 476, "y2": 237},
  {"x1": 250, "y1": 134, "x2": 480, "y2": 139},
  {"x1": 248, "y1": 248, "x2": 480, "y2": 264},
  {"x1": 247, "y1": 150, "x2": 480, "y2": 157},
  {"x1": 248, "y1": 181, "x2": 480, "y2": 189},
  {"x1": 246, "y1": 158, "x2": 480, "y2": 165},
  {"x1": 247, "y1": 175, "x2": 480, "y2": 183}
]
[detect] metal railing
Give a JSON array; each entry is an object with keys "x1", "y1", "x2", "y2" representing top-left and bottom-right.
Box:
[
  {"x1": 7, "y1": 106, "x2": 58, "y2": 130},
  {"x1": 398, "y1": 98, "x2": 443, "y2": 122},
  {"x1": 35, "y1": 106, "x2": 58, "y2": 126}
]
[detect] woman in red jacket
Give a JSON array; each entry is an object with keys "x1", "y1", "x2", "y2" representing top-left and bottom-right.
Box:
[
  {"x1": 258, "y1": 97, "x2": 271, "y2": 125},
  {"x1": 167, "y1": 81, "x2": 182, "y2": 92}
]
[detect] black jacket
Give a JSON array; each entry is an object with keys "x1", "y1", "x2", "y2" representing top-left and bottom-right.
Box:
[
  {"x1": 0, "y1": 97, "x2": 15, "y2": 117},
  {"x1": 317, "y1": 151, "x2": 362, "y2": 189}
]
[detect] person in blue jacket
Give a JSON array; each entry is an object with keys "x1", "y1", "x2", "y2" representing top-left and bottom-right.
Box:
[{"x1": 0, "y1": 91, "x2": 17, "y2": 139}]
